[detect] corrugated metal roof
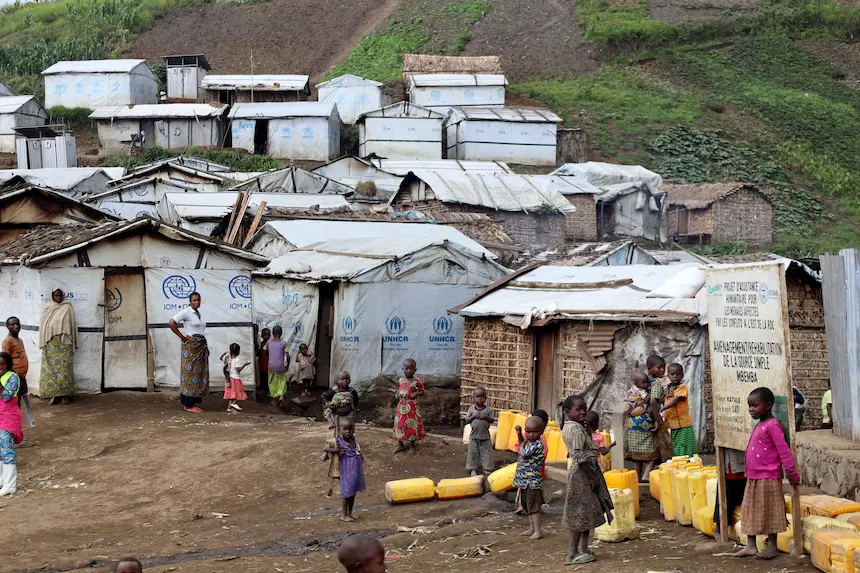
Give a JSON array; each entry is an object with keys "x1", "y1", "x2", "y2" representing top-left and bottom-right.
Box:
[
  {"x1": 257, "y1": 219, "x2": 494, "y2": 258},
  {"x1": 164, "y1": 192, "x2": 349, "y2": 219},
  {"x1": 0, "y1": 168, "x2": 110, "y2": 190},
  {"x1": 42, "y1": 59, "x2": 148, "y2": 75},
  {"x1": 398, "y1": 170, "x2": 576, "y2": 214},
  {"x1": 228, "y1": 102, "x2": 337, "y2": 119},
  {"x1": 446, "y1": 106, "x2": 561, "y2": 124},
  {"x1": 407, "y1": 74, "x2": 508, "y2": 88},
  {"x1": 369, "y1": 159, "x2": 512, "y2": 176},
  {"x1": 315, "y1": 74, "x2": 383, "y2": 89},
  {"x1": 89, "y1": 104, "x2": 227, "y2": 119},
  {"x1": 358, "y1": 101, "x2": 444, "y2": 120},
  {"x1": 0, "y1": 95, "x2": 37, "y2": 114},
  {"x1": 202, "y1": 74, "x2": 309, "y2": 91},
  {"x1": 458, "y1": 264, "x2": 706, "y2": 321}
]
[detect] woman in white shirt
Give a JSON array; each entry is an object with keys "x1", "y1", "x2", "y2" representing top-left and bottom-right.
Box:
[{"x1": 169, "y1": 291, "x2": 209, "y2": 413}]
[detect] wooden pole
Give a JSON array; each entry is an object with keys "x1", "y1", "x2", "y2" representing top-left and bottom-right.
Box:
[
  {"x1": 241, "y1": 200, "x2": 267, "y2": 248},
  {"x1": 792, "y1": 484, "x2": 802, "y2": 557},
  {"x1": 717, "y1": 446, "x2": 729, "y2": 544}
]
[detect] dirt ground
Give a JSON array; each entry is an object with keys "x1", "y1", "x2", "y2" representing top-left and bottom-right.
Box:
[{"x1": 3, "y1": 393, "x2": 820, "y2": 573}]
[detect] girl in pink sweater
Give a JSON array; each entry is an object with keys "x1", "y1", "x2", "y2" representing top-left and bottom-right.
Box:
[{"x1": 734, "y1": 386, "x2": 800, "y2": 560}]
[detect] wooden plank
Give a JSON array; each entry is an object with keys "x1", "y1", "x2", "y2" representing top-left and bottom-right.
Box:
[
  {"x1": 241, "y1": 200, "x2": 267, "y2": 248},
  {"x1": 223, "y1": 192, "x2": 245, "y2": 241},
  {"x1": 717, "y1": 446, "x2": 729, "y2": 544},
  {"x1": 448, "y1": 261, "x2": 544, "y2": 314}
]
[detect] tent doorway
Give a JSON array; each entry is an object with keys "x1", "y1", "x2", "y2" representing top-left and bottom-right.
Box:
[
  {"x1": 254, "y1": 120, "x2": 269, "y2": 155},
  {"x1": 103, "y1": 269, "x2": 149, "y2": 390},
  {"x1": 315, "y1": 283, "x2": 335, "y2": 388},
  {"x1": 533, "y1": 326, "x2": 558, "y2": 415}
]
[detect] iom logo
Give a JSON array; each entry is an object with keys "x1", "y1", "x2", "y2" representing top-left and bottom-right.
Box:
[
  {"x1": 105, "y1": 288, "x2": 122, "y2": 312},
  {"x1": 342, "y1": 316, "x2": 357, "y2": 334},
  {"x1": 133, "y1": 185, "x2": 148, "y2": 197},
  {"x1": 385, "y1": 316, "x2": 406, "y2": 335},
  {"x1": 162, "y1": 275, "x2": 197, "y2": 299},
  {"x1": 432, "y1": 316, "x2": 452, "y2": 335},
  {"x1": 281, "y1": 287, "x2": 300, "y2": 306},
  {"x1": 136, "y1": 210, "x2": 151, "y2": 218},
  {"x1": 229, "y1": 276, "x2": 252, "y2": 299}
]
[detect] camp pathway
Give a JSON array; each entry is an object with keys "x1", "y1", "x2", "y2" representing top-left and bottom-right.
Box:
[{"x1": 4, "y1": 393, "x2": 816, "y2": 573}]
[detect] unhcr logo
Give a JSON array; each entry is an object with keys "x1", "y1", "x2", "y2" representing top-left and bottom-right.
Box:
[
  {"x1": 384, "y1": 316, "x2": 408, "y2": 343},
  {"x1": 341, "y1": 316, "x2": 359, "y2": 343},
  {"x1": 431, "y1": 316, "x2": 455, "y2": 343}
]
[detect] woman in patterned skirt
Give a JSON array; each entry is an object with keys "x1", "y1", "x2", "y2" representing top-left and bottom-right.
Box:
[
  {"x1": 39, "y1": 288, "x2": 76, "y2": 405},
  {"x1": 393, "y1": 358, "x2": 425, "y2": 453},
  {"x1": 169, "y1": 292, "x2": 209, "y2": 413}
]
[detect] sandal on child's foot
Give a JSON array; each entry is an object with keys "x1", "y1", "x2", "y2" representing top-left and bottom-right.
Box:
[
  {"x1": 565, "y1": 554, "x2": 595, "y2": 565},
  {"x1": 340, "y1": 515, "x2": 355, "y2": 522}
]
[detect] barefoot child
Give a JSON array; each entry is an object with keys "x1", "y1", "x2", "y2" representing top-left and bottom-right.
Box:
[
  {"x1": 661, "y1": 363, "x2": 696, "y2": 457},
  {"x1": 265, "y1": 326, "x2": 289, "y2": 407},
  {"x1": 513, "y1": 409, "x2": 549, "y2": 514},
  {"x1": 585, "y1": 410, "x2": 616, "y2": 470},
  {"x1": 321, "y1": 371, "x2": 360, "y2": 464},
  {"x1": 623, "y1": 373, "x2": 658, "y2": 481},
  {"x1": 323, "y1": 417, "x2": 365, "y2": 522},
  {"x1": 647, "y1": 354, "x2": 673, "y2": 461},
  {"x1": 223, "y1": 343, "x2": 250, "y2": 413},
  {"x1": 3, "y1": 317, "x2": 33, "y2": 446},
  {"x1": 297, "y1": 343, "x2": 316, "y2": 397},
  {"x1": 563, "y1": 395, "x2": 614, "y2": 565},
  {"x1": 513, "y1": 416, "x2": 546, "y2": 540},
  {"x1": 338, "y1": 535, "x2": 386, "y2": 573},
  {"x1": 393, "y1": 358, "x2": 425, "y2": 454},
  {"x1": 464, "y1": 386, "x2": 495, "y2": 475},
  {"x1": 734, "y1": 387, "x2": 800, "y2": 560}
]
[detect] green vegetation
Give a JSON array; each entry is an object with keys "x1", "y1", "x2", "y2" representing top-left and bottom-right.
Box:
[
  {"x1": 105, "y1": 147, "x2": 282, "y2": 172},
  {"x1": 576, "y1": 0, "x2": 675, "y2": 46},
  {"x1": 692, "y1": 241, "x2": 750, "y2": 256},
  {"x1": 325, "y1": 19, "x2": 429, "y2": 82},
  {"x1": 47, "y1": 106, "x2": 93, "y2": 127}
]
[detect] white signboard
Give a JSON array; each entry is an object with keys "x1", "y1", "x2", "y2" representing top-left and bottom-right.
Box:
[{"x1": 706, "y1": 263, "x2": 794, "y2": 451}]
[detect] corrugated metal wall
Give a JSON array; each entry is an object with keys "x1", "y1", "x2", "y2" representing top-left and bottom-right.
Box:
[{"x1": 821, "y1": 249, "x2": 860, "y2": 441}]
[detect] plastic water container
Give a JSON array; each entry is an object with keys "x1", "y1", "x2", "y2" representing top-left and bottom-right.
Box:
[
  {"x1": 595, "y1": 488, "x2": 638, "y2": 542},
  {"x1": 804, "y1": 496, "x2": 860, "y2": 518},
  {"x1": 489, "y1": 425, "x2": 497, "y2": 445},
  {"x1": 508, "y1": 412, "x2": 529, "y2": 452},
  {"x1": 462, "y1": 424, "x2": 472, "y2": 445},
  {"x1": 436, "y1": 475, "x2": 484, "y2": 500},
  {"x1": 694, "y1": 505, "x2": 715, "y2": 537},
  {"x1": 738, "y1": 515, "x2": 794, "y2": 553},
  {"x1": 487, "y1": 462, "x2": 517, "y2": 493},
  {"x1": 812, "y1": 529, "x2": 860, "y2": 572},
  {"x1": 385, "y1": 478, "x2": 436, "y2": 504},
  {"x1": 836, "y1": 512, "x2": 860, "y2": 524},
  {"x1": 804, "y1": 516, "x2": 860, "y2": 554},
  {"x1": 605, "y1": 469, "x2": 639, "y2": 518},
  {"x1": 706, "y1": 477, "x2": 718, "y2": 510},
  {"x1": 600, "y1": 430, "x2": 612, "y2": 471},
  {"x1": 830, "y1": 536, "x2": 860, "y2": 573},
  {"x1": 689, "y1": 471, "x2": 709, "y2": 519},
  {"x1": 557, "y1": 430, "x2": 569, "y2": 461},
  {"x1": 495, "y1": 410, "x2": 520, "y2": 450},
  {"x1": 673, "y1": 471, "x2": 693, "y2": 526},
  {"x1": 659, "y1": 465, "x2": 675, "y2": 521},
  {"x1": 649, "y1": 468, "x2": 661, "y2": 502},
  {"x1": 545, "y1": 429, "x2": 562, "y2": 462}
]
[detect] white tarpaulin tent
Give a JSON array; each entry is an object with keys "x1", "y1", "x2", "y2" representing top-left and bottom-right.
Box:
[
  {"x1": 228, "y1": 166, "x2": 355, "y2": 195},
  {"x1": 252, "y1": 236, "x2": 508, "y2": 391},
  {"x1": 247, "y1": 219, "x2": 496, "y2": 260},
  {"x1": 42, "y1": 59, "x2": 158, "y2": 109},
  {"x1": 228, "y1": 102, "x2": 340, "y2": 160},
  {"x1": 552, "y1": 162, "x2": 664, "y2": 193},
  {"x1": 85, "y1": 176, "x2": 201, "y2": 220},
  {"x1": 0, "y1": 219, "x2": 267, "y2": 395},
  {"x1": 407, "y1": 74, "x2": 507, "y2": 114},
  {"x1": 0, "y1": 167, "x2": 123, "y2": 197},
  {"x1": 316, "y1": 74, "x2": 391, "y2": 125},
  {"x1": 0, "y1": 96, "x2": 47, "y2": 153},
  {"x1": 357, "y1": 102, "x2": 445, "y2": 160}
]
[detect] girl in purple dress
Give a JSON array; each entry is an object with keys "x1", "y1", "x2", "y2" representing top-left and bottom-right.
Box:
[{"x1": 324, "y1": 416, "x2": 366, "y2": 522}]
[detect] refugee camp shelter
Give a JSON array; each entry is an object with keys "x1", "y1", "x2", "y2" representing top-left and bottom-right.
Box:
[
  {"x1": 452, "y1": 264, "x2": 710, "y2": 447},
  {"x1": 163, "y1": 55, "x2": 211, "y2": 101},
  {"x1": 310, "y1": 156, "x2": 403, "y2": 199},
  {"x1": 0, "y1": 218, "x2": 268, "y2": 394},
  {"x1": 106, "y1": 160, "x2": 227, "y2": 194},
  {"x1": 252, "y1": 229, "x2": 509, "y2": 391},
  {"x1": 228, "y1": 102, "x2": 340, "y2": 160},
  {"x1": 0, "y1": 81, "x2": 15, "y2": 97},
  {"x1": 0, "y1": 167, "x2": 122, "y2": 198},
  {"x1": 157, "y1": 192, "x2": 352, "y2": 236},
  {"x1": 0, "y1": 96, "x2": 48, "y2": 153},
  {"x1": 407, "y1": 74, "x2": 507, "y2": 113},
  {"x1": 0, "y1": 180, "x2": 118, "y2": 243},
  {"x1": 316, "y1": 74, "x2": 391, "y2": 125},
  {"x1": 85, "y1": 176, "x2": 203, "y2": 219},
  {"x1": 401, "y1": 54, "x2": 503, "y2": 80},
  {"x1": 89, "y1": 104, "x2": 228, "y2": 155},
  {"x1": 228, "y1": 166, "x2": 355, "y2": 196},
  {"x1": 42, "y1": 60, "x2": 158, "y2": 108},
  {"x1": 445, "y1": 107, "x2": 561, "y2": 166},
  {"x1": 202, "y1": 75, "x2": 311, "y2": 105},
  {"x1": 662, "y1": 183, "x2": 774, "y2": 246},
  {"x1": 357, "y1": 102, "x2": 445, "y2": 160},
  {"x1": 391, "y1": 171, "x2": 577, "y2": 248},
  {"x1": 14, "y1": 125, "x2": 76, "y2": 169}
]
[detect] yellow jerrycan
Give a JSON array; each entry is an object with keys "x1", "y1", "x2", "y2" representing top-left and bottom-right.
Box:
[
  {"x1": 594, "y1": 488, "x2": 638, "y2": 542},
  {"x1": 436, "y1": 475, "x2": 485, "y2": 500},
  {"x1": 487, "y1": 462, "x2": 517, "y2": 493},
  {"x1": 495, "y1": 410, "x2": 520, "y2": 450},
  {"x1": 604, "y1": 469, "x2": 639, "y2": 518},
  {"x1": 385, "y1": 478, "x2": 436, "y2": 504}
]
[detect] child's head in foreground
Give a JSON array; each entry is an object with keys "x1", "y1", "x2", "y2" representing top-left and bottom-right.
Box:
[
  {"x1": 113, "y1": 558, "x2": 143, "y2": 573},
  {"x1": 338, "y1": 534, "x2": 386, "y2": 573}
]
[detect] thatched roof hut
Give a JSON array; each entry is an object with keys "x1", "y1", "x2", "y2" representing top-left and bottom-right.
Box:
[{"x1": 402, "y1": 54, "x2": 503, "y2": 79}]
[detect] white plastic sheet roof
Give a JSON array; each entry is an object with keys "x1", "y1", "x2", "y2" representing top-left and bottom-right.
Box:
[
  {"x1": 400, "y1": 170, "x2": 577, "y2": 214},
  {"x1": 0, "y1": 96, "x2": 36, "y2": 114},
  {"x1": 368, "y1": 159, "x2": 512, "y2": 176},
  {"x1": 358, "y1": 101, "x2": 444, "y2": 120},
  {"x1": 202, "y1": 75, "x2": 310, "y2": 91},
  {"x1": 162, "y1": 192, "x2": 349, "y2": 219},
  {"x1": 257, "y1": 219, "x2": 494, "y2": 258},
  {"x1": 407, "y1": 74, "x2": 508, "y2": 88},
  {"x1": 228, "y1": 167, "x2": 355, "y2": 195},
  {"x1": 42, "y1": 59, "x2": 147, "y2": 75},
  {"x1": 0, "y1": 168, "x2": 116, "y2": 190},
  {"x1": 552, "y1": 162, "x2": 664, "y2": 193},
  {"x1": 458, "y1": 264, "x2": 706, "y2": 322},
  {"x1": 446, "y1": 107, "x2": 561, "y2": 124},
  {"x1": 89, "y1": 104, "x2": 227, "y2": 119},
  {"x1": 543, "y1": 175, "x2": 603, "y2": 196},
  {"x1": 315, "y1": 74, "x2": 383, "y2": 89},
  {"x1": 228, "y1": 102, "x2": 337, "y2": 119}
]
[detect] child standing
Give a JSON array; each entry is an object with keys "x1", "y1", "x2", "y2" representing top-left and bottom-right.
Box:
[
  {"x1": 647, "y1": 354, "x2": 673, "y2": 460},
  {"x1": 563, "y1": 395, "x2": 614, "y2": 565},
  {"x1": 714, "y1": 447, "x2": 746, "y2": 539},
  {"x1": 623, "y1": 373, "x2": 658, "y2": 481},
  {"x1": 513, "y1": 409, "x2": 549, "y2": 515},
  {"x1": 223, "y1": 343, "x2": 250, "y2": 413},
  {"x1": 265, "y1": 326, "x2": 289, "y2": 407},
  {"x1": 585, "y1": 410, "x2": 616, "y2": 470},
  {"x1": 323, "y1": 371, "x2": 360, "y2": 439},
  {"x1": 297, "y1": 343, "x2": 316, "y2": 397},
  {"x1": 393, "y1": 358, "x2": 425, "y2": 454},
  {"x1": 324, "y1": 417, "x2": 366, "y2": 522},
  {"x1": 257, "y1": 328, "x2": 270, "y2": 398},
  {"x1": 464, "y1": 386, "x2": 495, "y2": 476},
  {"x1": 513, "y1": 416, "x2": 546, "y2": 540},
  {"x1": 661, "y1": 363, "x2": 696, "y2": 457},
  {"x1": 3, "y1": 316, "x2": 33, "y2": 447},
  {"x1": 337, "y1": 535, "x2": 386, "y2": 573},
  {"x1": 0, "y1": 351, "x2": 22, "y2": 496},
  {"x1": 734, "y1": 387, "x2": 800, "y2": 560}
]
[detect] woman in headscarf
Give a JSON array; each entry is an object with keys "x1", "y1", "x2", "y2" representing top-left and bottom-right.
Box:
[
  {"x1": 169, "y1": 292, "x2": 209, "y2": 413},
  {"x1": 39, "y1": 288, "x2": 77, "y2": 405},
  {"x1": 623, "y1": 372, "x2": 661, "y2": 481}
]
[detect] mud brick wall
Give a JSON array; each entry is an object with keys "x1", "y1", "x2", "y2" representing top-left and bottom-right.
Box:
[
  {"x1": 713, "y1": 189, "x2": 773, "y2": 245},
  {"x1": 565, "y1": 195, "x2": 598, "y2": 241}
]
